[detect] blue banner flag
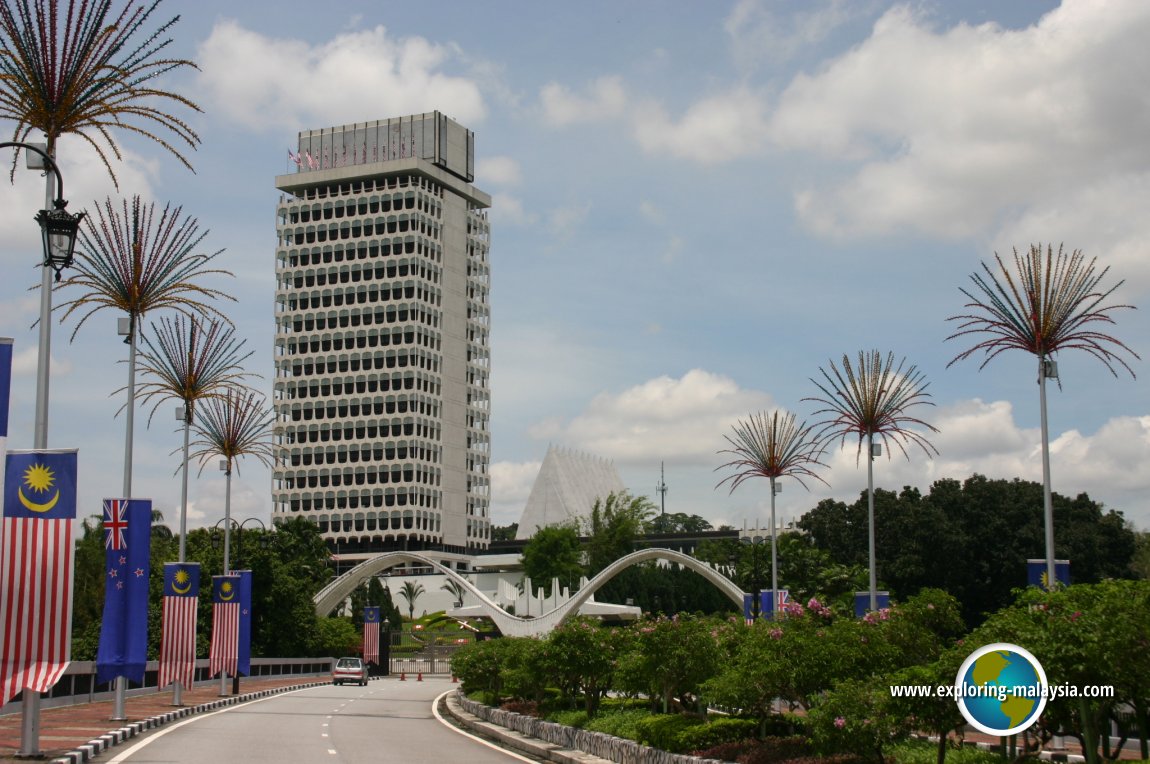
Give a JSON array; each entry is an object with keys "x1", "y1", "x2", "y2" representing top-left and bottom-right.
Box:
[
  {"x1": 3, "y1": 450, "x2": 78, "y2": 520},
  {"x1": 95, "y1": 499, "x2": 152, "y2": 684},
  {"x1": 854, "y1": 591, "x2": 891, "y2": 618},
  {"x1": 1027, "y1": 559, "x2": 1070, "y2": 588},
  {"x1": 237, "y1": 570, "x2": 252, "y2": 676},
  {"x1": 364, "y1": 606, "x2": 380, "y2": 623},
  {"x1": 163, "y1": 563, "x2": 200, "y2": 598},
  {"x1": 0, "y1": 337, "x2": 11, "y2": 439}
]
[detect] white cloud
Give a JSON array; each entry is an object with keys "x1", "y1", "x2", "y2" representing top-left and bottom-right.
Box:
[
  {"x1": 477, "y1": 156, "x2": 523, "y2": 186},
  {"x1": 490, "y1": 460, "x2": 541, "y2": 526},
  {"x1": 539, "y1": 76, "x2": 627, "y2": 126},
  {"x1": 769, "y1": 1, "x2": 1150, "y2": 239},
  {"x1": 489, "y1": 193, "x2": 536, "y2": 227},
  {"x1": 638, "y1": 200, "x2": 664, "y2": 224},
  {"x1": 632, "y1": 87, "x2": 772, "y2": 164},
  {"x1": 535, "y1": 369, "x2": 775, "y2": 465},
  {"x1": 725, "y1": 0, "x2": 861, "y2": 69},
  {"x1": 12, "y1": 346, "x2": 72, "y2": 378},
  {"x1": 195, "y1": 20, "x2": 486, "y2": 132},
  {"x1": 547, "y1": 202, "x2": 591, "y2": 245}
]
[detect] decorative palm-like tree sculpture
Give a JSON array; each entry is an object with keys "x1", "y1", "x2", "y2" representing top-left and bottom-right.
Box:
[
  {"x1": 716, "y1": 410, "x2": 827, "y2": 617},
  {"x1": 188, "y1": 389, "x2": 273, "y2": 573},
  {"x1": 947, "y1": 244, "x2": 1138, "y2": 589},
  {"x1": 807, "y1": 350, "x2": 938, "y2": 612},
  {"x1": 57, "y1": 196, "x2": 232, "y2": 498},
  {"x1": 135, "y1": 315, "x2": 254, "y2": 562},
  {"x1": 0, "y1": 0, "x2": 200, "y2": 182}
]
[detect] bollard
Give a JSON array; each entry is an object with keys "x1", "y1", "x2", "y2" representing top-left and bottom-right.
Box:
[
  {"x1": 399, "y1": 672, "x2": 406, "y2": 681},
  {"x1": 417, "y1": 672, "x2": 423, "y2": 682},
  {"x1": 452, "y1": 675, "x2": 458, "y2": 683}
]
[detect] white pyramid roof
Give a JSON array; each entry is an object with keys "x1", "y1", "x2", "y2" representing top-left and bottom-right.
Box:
[{"x1": 515, "y1": 446, "x2": 627, "y2": 539}]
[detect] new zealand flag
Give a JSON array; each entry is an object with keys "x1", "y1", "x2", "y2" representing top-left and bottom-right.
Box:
[{"x1": 95, "y1": 499, "x2": 152, "y2": 684}]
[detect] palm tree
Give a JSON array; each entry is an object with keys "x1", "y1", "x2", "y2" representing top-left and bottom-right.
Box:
[
  {"x1": 0, "y1": 0, "x2": 201, "y2": 183},
  {"x1": 135, "y1": 315, "x2": 254, "y2": 561},
  {"x1": 947, "y1": 244, "x2": 1138, "y2": 589},
  {"x1": 188, "y1": 389, "x2": 273, "y2": 574},
  {"x1": 440, "y1": 576, "x2": 468, "y2": 608},
  {"x1": 716, "y1": 410, "x2": 827, "y2": 617},
  {"x1": 807, "y1": 350, "x2": 938, "y2": 612},
  {"x1": 56, "y1": 196, "x2": 232, "y2": 498},
  {"x1": 398, "y1": 581, "x2": 425, "y2": 622}
]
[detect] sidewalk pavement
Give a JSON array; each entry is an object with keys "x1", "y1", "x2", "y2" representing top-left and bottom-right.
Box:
[{"x1": 0, "y1": 677, "x2": 326, "y2": 764}]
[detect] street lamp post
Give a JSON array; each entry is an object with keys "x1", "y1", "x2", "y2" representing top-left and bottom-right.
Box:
[{"x1": 0, "y1": 141, "x2": 84, "y2": 759}]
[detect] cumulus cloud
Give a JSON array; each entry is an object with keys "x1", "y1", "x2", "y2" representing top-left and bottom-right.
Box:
[
  {"x1": 0, "y1": 144, "x2": 157, "y2": 268},
  {"x1": 12, "y1": 346, "x2": 72, "y2": 378},
  {"x1": 533, "y1": 369, "x2": 775, "y2": 465},
  {"x1": 477, "y1": 156, "x2": 523, "y2": 186},
  {"x1": 725, "y1": 0, "x2": 861, "y2": 69},
  {"x1": 490, "y1": 460, "x2": 541, "y2": 525},
  {"x1": 632, "y1": 87, "x2": 772, "y2": 164},
  {"x1": 769, "y1": 1, "x2": 1150, "y2": 240},
  {"x1": 808, "y1": 401, "x2": 1150, "y2": 527},
  {"x1": 489, "y1": 193, "x2": 536, "y2": 227},
  {"x1": 539, "y1": 76, "x2": 627, "y2": 126},
  {"x1": 196, "y1": 20, "x2": 485, "y2": 132}
]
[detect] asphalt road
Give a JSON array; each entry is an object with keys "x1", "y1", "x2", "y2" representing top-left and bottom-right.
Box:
[{"x1": 94, "y1": 677, "x2": 535, "y2": 764}]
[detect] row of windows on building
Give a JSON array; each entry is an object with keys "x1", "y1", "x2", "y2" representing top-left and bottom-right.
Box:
[
  {"x1": 285, "y1": 174, "x2": 443, "y2": 202},
  {"x1": 283, "y1": 420, "x2": 441, "y2": 445},
  {"x1": 279, "y1": 491, "x2": 440, "y2": 513},
  {"x1": 281, "y1": 288, "x2": 442, "y2": 312},
  {"x1": 275, "y1": 372, "x2": 439, "y2": 400},
  {"x1": 281, "y1": 329, "x2": 440, "y2": 356},
  {"x1": 277, "y1": 464, "x2": 440, "y2": 489},
  {"x1": 280, "y1": 349, "x2": 441, "y2": 378},
  {"x1": 278, "y1": 238, "x2": 441, "y2": 269},
  {"x1": 280, "y1": 189, "x2": 441, "y2": 224},
  {"x1": 283, "y1": 259, "x2": 441, "y2": 289},
  {"x1": 276, "y1": 442, "x2": 439, "y2": 465},
  {"x1": 280, "y1": 281, "x2": 442, "y2": 310},
  {"x1": 279, "y1": 215, "x2": 440, "y2": 246}
]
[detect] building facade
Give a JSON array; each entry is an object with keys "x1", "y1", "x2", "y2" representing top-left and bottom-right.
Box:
[{"x1": 272, "y1": 112, "x2": 491, "y2": 561}]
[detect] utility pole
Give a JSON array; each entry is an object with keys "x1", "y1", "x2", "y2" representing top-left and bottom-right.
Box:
[{"x1": 655, "y1": 462, "x2": 668, "y2": 516}]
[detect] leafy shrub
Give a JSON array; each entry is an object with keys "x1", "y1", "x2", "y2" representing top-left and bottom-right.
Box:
[
  {"x1": 677, "y1": 718, "x2": 761, "y2": 753},
  {"x1": 584, "y1": 709, "x2": 655, "y2": 740},
  {"x1": 500, "y1": 699, "x2": 539, "y2": 716},
  {"x1": 548, "y1": 709, "x2": 591, "y2": 728},
  {"x1": 634, "y1": 713, "x2": 708, "y2": 752}
]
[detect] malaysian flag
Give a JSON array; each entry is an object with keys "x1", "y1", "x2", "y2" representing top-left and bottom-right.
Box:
[
  {"x1": 158, "y1": 563, "x2": 200, "y2": 689},
  {"x1": 95, "y1": 499, "x2": 152, "y2": 684},
  {"x1": 363, "y1": 606, "x2": 380, "y2": 665},
  {"x1": 0, "y1": 444, "x2": 79, "y2": 706},
  {"x1": 209, "y1": 575, "x2": 241, "y2": 678}
]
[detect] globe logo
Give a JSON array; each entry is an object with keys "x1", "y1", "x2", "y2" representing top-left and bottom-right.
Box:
[{"x1": 955, "y1": 643, "x2": 1048, "y2": 736}]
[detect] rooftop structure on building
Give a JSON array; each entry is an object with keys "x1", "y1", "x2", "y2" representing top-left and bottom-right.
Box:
[{"x1": 272, "y1": 112, "x2": 492, "y2": 561}]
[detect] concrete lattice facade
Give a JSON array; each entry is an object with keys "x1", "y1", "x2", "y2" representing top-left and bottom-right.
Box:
[{"x1": 272, "y1": 112, "x2": 491, "y2": 558}]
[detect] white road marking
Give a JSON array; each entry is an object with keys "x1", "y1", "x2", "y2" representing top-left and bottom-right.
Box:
[
  {"x1": 104, "y1": 688, "x2": 311, "y2": 763},
  {"x1": 431, "y1": 689, "x2": 535, "y2": 763}
]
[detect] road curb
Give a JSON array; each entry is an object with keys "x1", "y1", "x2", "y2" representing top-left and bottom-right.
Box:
[{"x1": 48, "y1": 682, "x2": 327, "y2": 764}]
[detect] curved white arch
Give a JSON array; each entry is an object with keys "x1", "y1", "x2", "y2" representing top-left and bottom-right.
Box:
[{"x1": 313, "y1": 548, "x2": 745, "y2": 638}]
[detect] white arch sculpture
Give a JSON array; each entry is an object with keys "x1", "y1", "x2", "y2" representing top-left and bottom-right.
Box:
[{"x1": 313, "y1": 548, "x2": 745, "y2": 638}]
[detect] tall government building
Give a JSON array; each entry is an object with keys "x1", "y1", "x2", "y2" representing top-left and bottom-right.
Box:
[{"x1": 272, "y1": 112, "x2": 492, "y2": 568}]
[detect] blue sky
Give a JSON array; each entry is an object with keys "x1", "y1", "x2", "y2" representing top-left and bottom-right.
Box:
[{"x1": 1, "y1": 0, "x2": 1147, "y2": 536}]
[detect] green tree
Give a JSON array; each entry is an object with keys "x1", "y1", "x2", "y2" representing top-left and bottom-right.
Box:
[
  {"x1": 520, "y1": 522, "x2": 583, "y2": 598},
  {"x1": 807, "y1": 350, "x2": 938, "y2": 614},
  {"x1": 646, "y1": 512, "x2": 712, "y2": 534},
  {"x1": 947, "y1": 244, "x2": 1138, "y2": 590},
  {"x1": 542, "y1": 617, "x2": 630, "y2": 716},
  {"x1": 584, "y1": 491, "x2": 655, "y2": 575},
  {"x1": 490, "y1": 523, "x2": 518, "y2": 542}
]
